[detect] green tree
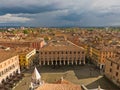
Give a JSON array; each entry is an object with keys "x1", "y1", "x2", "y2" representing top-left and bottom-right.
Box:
[
  {"x1": 11, "y1": 30, "x2": 17, "y2": 34},
  {"x1": 23, "y1": 30, "x2": 29, "y2": 34},
  {"x1": 44, "y1": 37, "x2": 49, "y2": 41}
]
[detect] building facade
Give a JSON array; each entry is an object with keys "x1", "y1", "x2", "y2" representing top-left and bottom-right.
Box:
[
  {"x1": 30, "y1": 40, "x2": 45, "y2": 50},
  {"x1": 18, "y1": 48, "x2": 36, "y2": 69},
  {"x1": 105, "y1": 57, "x2": 120, "y2": 87},
  {"x1": 90, "y1": 46, "x2": 116, "y2": 69},
  {"x1": 0, "y1": 49, "x2": 20, "y2": 84},
  {"x1": 0, "y1": 39, "x2": 45, "y2": 51},
  {"x1": 39, "y1": 41, "x2": 85, "y2": 66}
]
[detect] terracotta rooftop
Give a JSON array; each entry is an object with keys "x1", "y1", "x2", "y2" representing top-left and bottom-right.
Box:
[
  {"x1": 0, "y1": 37, "x2": 43, "y2": 42},
  {"x1": 15, "y1": 47, "x2": 35, "y2": 55},
  {"x1": 0, "y1": 46, "x2": 35, "y2": 63},
  {"x1": 93, "y1": 45, "x2": 115, "y2": 52},
  {"x1": 35, "y1": 77, "x2": 81, "y2": 90},
  {"x1": 55, "y1": 77, "x2": 73, "y2": 85},
  {"x1": 107, "y1": 56, "x2": 120, "y2": 65},
  {"x1": 40, "y1": 41, "x2": 84, "y2": 51},
  {"x1": 31, "y1": 66, "x2": 82, "y2": 90},
  {"x1": 0, "y1": 48, "x2": 18, "y2": 63},
  {"x1": 36, "y1": 83, "x2": 81, "y2": 90}
]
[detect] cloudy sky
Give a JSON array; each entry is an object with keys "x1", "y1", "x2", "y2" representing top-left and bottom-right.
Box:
[{"x1": 0, "y1": 0, "x2": 120, "y2": 27}]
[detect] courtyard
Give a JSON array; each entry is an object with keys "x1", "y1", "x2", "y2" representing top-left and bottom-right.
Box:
[{"x1": 13, "y1": 64, "x2": 119, "y2": 90}]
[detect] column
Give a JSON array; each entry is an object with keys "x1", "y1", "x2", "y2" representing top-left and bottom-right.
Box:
[
  {"x1": 67, "y1": 61, "x2": 69, "y2": 65},
  {"x1": 79, "y1": 60, "x2": 81, "y2": 65},
  {"x1": 75, "y1": 61, "x2": 77, "y2": 65},
  {"x1": 71, "y1": 61, "x2": 73, "y2": 65},
  {"x1": 64, "y1": 60, "x2": 65, "y2": 65},
  {"x1": 83, "y1": 60, "x2": 85, "y2": 64},
  {"x1": 51, "y1": 61, "x2": 53, "y2": 65},
  {"x1": 100, "y1": 64, "x2": 102, "y2": 69},
  {"x1": 39, "y1": 61, "x2": 41, "y2": 65},
  {"x1": 43, "y1": 61, "x2": 45, "y2": 65},
  {"x1": 59, "y1": 60, "x2": 62, "y2": 65},
  {"x1": 55, "y1": 61, "x2": 57, "y2": 65},
  {"x1": 47, "y1": 61, "x2": 49, "y2": 65}
]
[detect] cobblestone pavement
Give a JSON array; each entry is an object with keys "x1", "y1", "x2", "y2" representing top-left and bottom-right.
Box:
[{"x1": 13, "y1": 64, "x2": 119, "y2": 90}]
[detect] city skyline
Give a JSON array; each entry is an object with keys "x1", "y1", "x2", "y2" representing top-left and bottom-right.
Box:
[
  {"x1": 0, "y1": 28, "x2": 120, "y2": 90},
  {"x1": 0, "y1": 0, "x2": 120, "y2": 27}
]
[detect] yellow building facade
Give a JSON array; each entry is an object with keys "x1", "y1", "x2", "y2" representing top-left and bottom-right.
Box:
[
  {"x1": 90, "y1": 46, "x2": 116, "y2": 69},
  {"x1": 19, "y1": 48, "x2": 36, "y2": 69}
]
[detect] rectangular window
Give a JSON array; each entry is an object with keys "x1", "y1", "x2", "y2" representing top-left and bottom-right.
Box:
[
  {"x1": 111, "y1": 62, "x2": 112, "y2": 66},
  {"x1": 117, "y1": 65, "x2": 119, "y2": 70},
  {"x1": 110, "y1": 68, "x2": 112, "y2": 72},
  {"x1": 116, "y1": 72, "x2": 118, "y2": 77},
  {"x1": 82, "y1": 52, "x2": 84, "y2": 54},
  {"x1": 66, "y1": 51, "x2": 68, "y2": 54}
]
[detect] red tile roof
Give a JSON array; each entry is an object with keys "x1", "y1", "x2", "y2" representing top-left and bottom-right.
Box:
[
  {"x1": 36, "y1": 79, "x2": 82, "y2": 90},
  {"x1": 36, "y1": 83, "x2": 81, "y2": 90}
]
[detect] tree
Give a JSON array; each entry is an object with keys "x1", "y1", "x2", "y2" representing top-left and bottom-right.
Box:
[
  {"x1": 23, "y1": 30, "x2": 29, "y2": 34},
  {"x1": 44, "y1": 37, "x2": 49, "y2": 41},
  {"x1": 11, "y1": 30, "x2": 17, "y2": 34}
]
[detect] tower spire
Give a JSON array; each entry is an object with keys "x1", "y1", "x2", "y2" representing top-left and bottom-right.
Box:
[
  {"x1": 30, "y1": 67, "x2": 42, "y2": 89},
  {"x1": 32, "y1": 67, "x2": 41, "y2": 82}
]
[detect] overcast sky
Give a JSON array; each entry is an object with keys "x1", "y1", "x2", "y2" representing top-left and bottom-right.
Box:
[{"x1": 0, "y1": 0, "x2": 120, "y2": 27}]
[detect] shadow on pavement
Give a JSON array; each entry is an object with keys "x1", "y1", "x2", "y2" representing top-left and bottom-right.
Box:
[
  {"x1": 74, "y1": 65, "x2": 101, "y2": 79},
  {"x1": 26, "y1": 64, "x2": 102, "y2": 79},
  {"x1": 86, "y1": 76, "x2": 120, "y2": 90}
]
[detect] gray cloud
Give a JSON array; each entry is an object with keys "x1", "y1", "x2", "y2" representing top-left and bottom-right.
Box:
[
  {"x1": 0, "y1": 0, "x2": 120, "y2": 27},
  {"x1": 57, "y1": 13, "x2": 83, "y2": 22},
  {"x1": 0, "y1": 3, "x2": 66, "y2": 15}
]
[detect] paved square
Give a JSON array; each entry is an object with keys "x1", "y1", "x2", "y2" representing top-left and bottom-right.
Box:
[{"x1": 13, "y1": 65, "x2": 119, "y2": 90}]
